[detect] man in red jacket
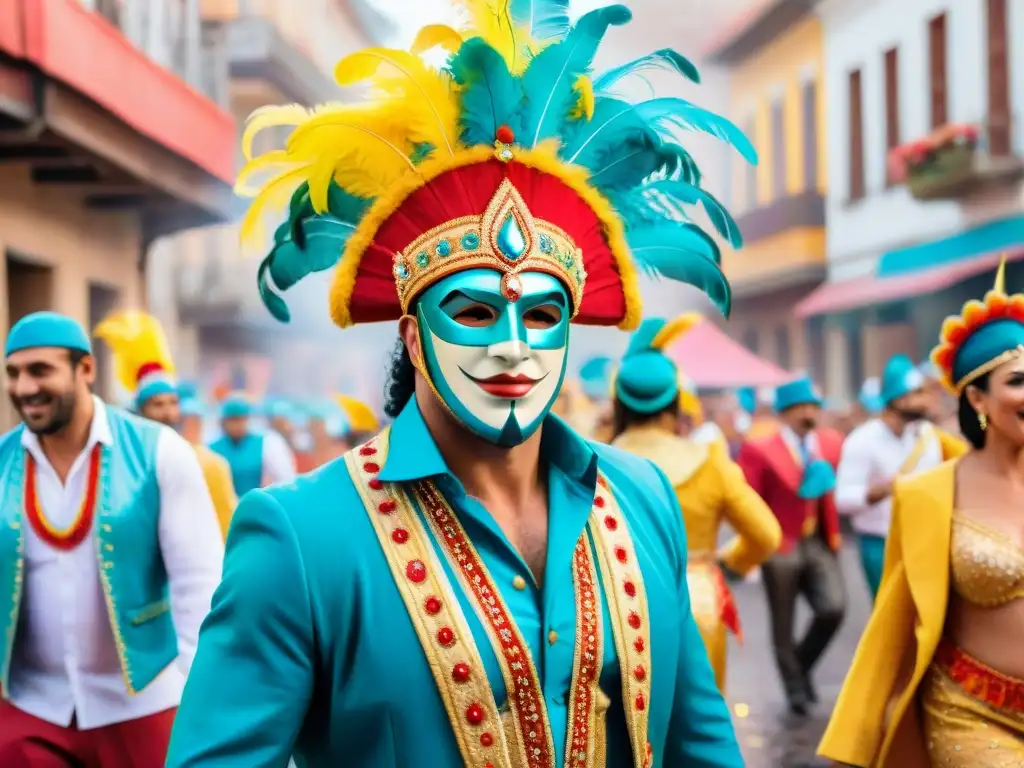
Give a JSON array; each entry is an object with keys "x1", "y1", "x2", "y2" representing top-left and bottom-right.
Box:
[{"x1": 737, "y1": 375, "x2": 846, "y2": 716}]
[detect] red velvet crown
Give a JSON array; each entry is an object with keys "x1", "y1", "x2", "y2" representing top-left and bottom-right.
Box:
[{"x1": 335, "y1": 156, "x2": 631, "y2": 327}]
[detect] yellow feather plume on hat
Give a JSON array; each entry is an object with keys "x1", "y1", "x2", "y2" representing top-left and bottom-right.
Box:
[
  {"x1": 333, "y1": 393, "x2": 379, "y2": 434},
  {"x1": 93, "y1": 310, "x2": 175, "y2": 393},
  {"x1": 650, "y1": 311, "x2": 703, "y2": 351}
]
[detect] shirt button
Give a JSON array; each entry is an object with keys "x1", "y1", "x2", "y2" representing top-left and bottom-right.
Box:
[
  {"x1": 548, "y1": 629, "x2": 558, "y2": 646},
  {"x1": 512, "y1": 575, "x2": 527, "y2": 591}
]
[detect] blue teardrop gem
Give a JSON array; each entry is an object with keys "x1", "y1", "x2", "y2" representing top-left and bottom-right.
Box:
[{"x1": 496, "y1": 214, "x2": 527, "y2": 261}]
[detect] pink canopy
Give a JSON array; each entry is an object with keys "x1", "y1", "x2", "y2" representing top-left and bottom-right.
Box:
[{"x1": 662, "y1": 319, "x2": 791, "y2": 389}]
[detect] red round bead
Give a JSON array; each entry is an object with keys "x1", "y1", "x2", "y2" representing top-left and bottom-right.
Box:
[
  {"x1": 452, "y1": 662, "x2": 471, "y2": 682},
  {"x1": 466, "y1": 702, "x2": 486, "y2": 725},
  {"x1": 603, "y1": 515, "x2": 618, "y2": 531},
  {"x1": 628, "y1": 612, "x2": 641, "y2": 629},
  {"x1": 406, "y1": 560, "x2": 426, "y2": 582},
  {"x1": 594, "y1": 496, "x2": 606, "y2": 508},
  {"x1": 634, "y1": 637, "x2": 645, "y2": 652},
  {"x1": 635, "y1": 693, "x2": 646, "y2": 711},
  {"x1": 359, "y1": 445, "x2": 377, "y2": 456},
  {"x1": 368, "y1": 478, "x2": 384, "y2": 491},
  {"x1": 623, "y1": 580, "x2": 636, "y2": 598},
  {"x1": 480, "y1": 732, "x2": 494, "y2": 747},
  {"x1": 634, "y1": 665, "x2": 647, "y2": 681},
  {"x1": 391, "y1": 528, "x2": 409, "y2": 544},
  {"x1": 424, "y1": 596, "x2": 442, "y2": 614},
  {"x1": 378, "y1": 499, "x2": 397, "y2": 514},
  {"x1": 363, "y1": 462, "x2": 381, "y2": 473},
  {"x1": 437, "y1": 626, "x2": 456, "y2": 646},
  {"x1": 615, "y1": 546, "x2": 628, "y2": 564},
  {"x1": 496, "y1": 124, "x2": 515, "y2": 144}
]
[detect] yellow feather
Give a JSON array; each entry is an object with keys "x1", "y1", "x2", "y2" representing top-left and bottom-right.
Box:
[
  {"x1": 241, "y1": 104, "x2": 310, "y2": 161},
  {"x1": 570, "y1": 75, "x2": 595, "y2": 120},
  {"x1": 234, "y1": 150, "x2": 297, "y2": 197},
  {"x1": 650, "y1": 312, "x2": 704, "y2": 350},
  {"x1": 450, "y1": 0, "x2": 537, "y2": 74},
  {"x1": 93, "y1": 311, "x2": 175, "y2": 393},
  {"x1": 333, "y1": 48, "x2": 460, "y2": 155},
  {"x1": 411, "y1": 24, "x2": 464, "y2": 54},
  {"x1": 333, "y1": 393, "x2": 379, "y2": 433},
  {"x1": 239, "y1": 164, "x2": 313, "y2": 246},
  {"x1": 994, "y1": 254, "x2": 1007, "y2": 294}
]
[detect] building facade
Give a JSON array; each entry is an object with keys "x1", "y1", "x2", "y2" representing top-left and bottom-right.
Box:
[
  {"x1": 0, "y1": 0, "x2": 235, "y2": 428},
  {"x1": 146, "y1": 0, "x2": 381, "y2": 403},
  {"x1": 705, "y1": 0, "x2": 829, "y2": 378},
  {"x1": 802, "y1": 0, "x2": 1024, "y2": 401}
]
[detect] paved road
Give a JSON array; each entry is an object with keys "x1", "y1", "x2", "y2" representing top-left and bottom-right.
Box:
[{"x1": 724, "y1": 544, "x2": 873, "y2": 768}]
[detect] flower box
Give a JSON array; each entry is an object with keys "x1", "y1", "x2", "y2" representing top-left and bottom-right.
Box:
[{"x1": 887, "y1": 124, "x2": 981, "y2": 201}]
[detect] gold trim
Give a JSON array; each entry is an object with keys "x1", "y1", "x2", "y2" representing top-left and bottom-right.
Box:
[
  {"x1": 955, "y1": 344, "x2": 1024, "y2": 393},
  {"x1": 393, "y1": 180, "x2": 585, "y2": 315},
  {"x1": 591, "y1": 481, "x2": 652, "y2": 768},
  {"x1": 2, "y1": 450, "x2": 25, "y2": 696},
  {"x1": 566, "y1": 536, "x2": 604, "y2": 766},
  {"x1": 347, "y1": 432, "x2": 512, "y2": 768}
]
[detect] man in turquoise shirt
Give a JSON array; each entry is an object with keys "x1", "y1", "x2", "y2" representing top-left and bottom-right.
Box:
[{"x1": 168, "y1": 3, "x2": 755, "y2": 765}]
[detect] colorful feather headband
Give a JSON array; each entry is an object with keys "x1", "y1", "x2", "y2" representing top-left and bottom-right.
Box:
[
  {"x1": 238, "y1": 0, "x2": 757, "y2": 330},
  {"x1": 931, "y1": 258, "x2": 1024, "y2": 393}
]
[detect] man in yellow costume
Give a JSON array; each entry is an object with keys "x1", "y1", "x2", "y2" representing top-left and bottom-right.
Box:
[
  {"x1": 94, "y1": 311, "x2": 238, "y2": 539},
  {"x1": 610, "y1": 313, "x2": 781, "y2": 691}
]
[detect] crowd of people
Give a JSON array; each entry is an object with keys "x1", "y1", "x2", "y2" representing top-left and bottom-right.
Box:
[{"x1": 1, "y1": 1, "x2": 1022, "y2": 765}]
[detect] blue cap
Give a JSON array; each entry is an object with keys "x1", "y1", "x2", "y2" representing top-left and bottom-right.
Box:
[
  {"x1": 736, "y1": 387, "x2": 756, "y2": 415},
  {"x1": 5, "y1": 312, "x2": 92, "y2": 357},
  {"x1": 136, "y1": 378, "x2": 178, "y2": 408},
  {"x1": 179, "y1": 397, "x2": 205, "y2": 417},
  {"x1": 615, "y1": 351, "x2": 680, "y2": 414},
  {"x1": 953, "y1": 319, "x2": 1024, "y2": 386},
  {"x1": 880, "y1": 354, "x2": 926, "y2": 405},
  {"x1": 578, "y1": 356, "x2": 613, "y2": 400},
  {"x1": 774, "y1": 375, "x2": 823, "y2": 413},
  {"x1": 220, "y1": 393, "x2": 253, "y2": 419}
]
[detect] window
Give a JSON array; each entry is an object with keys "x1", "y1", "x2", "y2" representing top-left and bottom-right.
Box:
[
  {"x1": 929, "y1": 13, "x2": 948, "y2": 129},
  {"x1": 771, "y1": 97, "x2": 786, "y2": 198},
  {"x1": 884, "y1": 47, "x2": 900, "y2": 185},
  {"x1": 745, "y1": 116, "x2": 758, "y2": 209},
  {"x1": 987, "y1": 0, "x2": 1011, "y2": 155},
  {"x1": 802, "y1": 80, "x2": 818, "y2": 191},
  {"x1": 775, "y1": 325, "x2": 792, "y2": 370},
  {"x1": 848, "y1": 68, "x2": 865, "y2": 200}
]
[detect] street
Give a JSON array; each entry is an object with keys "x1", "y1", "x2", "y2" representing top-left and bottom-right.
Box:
[{"x1": 725, "y1": 544, "x2": 872, "y2": 767}]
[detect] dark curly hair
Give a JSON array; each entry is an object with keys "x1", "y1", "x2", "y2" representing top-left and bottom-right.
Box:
[
  {"x1": 382, "y1": 338, "x2": 416, "y2": 419},
  {"x1": 958, "y1": 372, "x2": 991, "y2": 450}
]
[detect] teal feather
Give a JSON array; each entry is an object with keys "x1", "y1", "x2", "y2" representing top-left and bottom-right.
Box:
[
  {"x1": 287, "y1": 181, "x2": 369, "y2": 247},
  {"x1": 626, "y1": 224, "x2": 731, "y2": 316},
  {"x1": 258, "y1": 215, "x2": 356, "y2": 322},
  {"x1": 587, "y1": 134, "x2": 702, "y2": 192},
  {"x1": 564, "y1": 96, "x2": 758, "y2": 166},
  {"x1": 520, "y1": 5, "x2": 632, "y2": 147},
  {"x1": 509, "y1": 0, "x2": 571, "y2": 41},
  {"x1": 642, "y1": 180, "x2": 743, "y2": 247},
  {"x1": 594, "y1": 48, "x2": 700, "y2": 92},
  {"x1": 449, "y1": 37, "x2": 524, "y2": 146},
  {"x1": 410, "y1": 142, "x2": 435, "y2": 163},
  {"x1": 624, "y1": 318, "x2": 666, "y2": 357}
]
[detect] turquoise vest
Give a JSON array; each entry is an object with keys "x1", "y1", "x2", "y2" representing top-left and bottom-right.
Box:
[
  {"x1": 209, "y1": 433, "x2": 264, "y2": 496},
  {"x1": 0, "y1": 408, "x2": 174, "y2": 696}
]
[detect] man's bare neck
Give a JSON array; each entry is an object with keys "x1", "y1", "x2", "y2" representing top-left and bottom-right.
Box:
[{"x1": 39, "y1": 394, "x2": 94, "y2": 482}]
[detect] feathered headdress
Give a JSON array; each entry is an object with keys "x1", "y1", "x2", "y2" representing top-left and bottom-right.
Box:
[
  {"x1": 238, "y1": 0, "x2": 756, "y2": 329},
  {"x1": 334, "y1": 393, "x2": 380, "y2": 434},
  {"x1": 93, "y1": 311, "x2": 178, "y2": 406},
  {"x1": 613, "y1": 312, "x2": 704, "y2": 415},
  {"x1": 931, "y1": 258, "x2": 1024, "y2": 393}
]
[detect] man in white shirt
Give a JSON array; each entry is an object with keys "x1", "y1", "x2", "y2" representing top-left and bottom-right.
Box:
[
  {"x1": 836, "y1": 354, "x2": 966, "y2": 599},
  {"x1": 209, "y1": 393, "x2": 298, "y2": 496},
  {"x1": 0, "y1": 311, "x2": 224, "y2": 767}
]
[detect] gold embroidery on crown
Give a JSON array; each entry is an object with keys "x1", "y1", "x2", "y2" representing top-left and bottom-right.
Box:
[{"x1": 392, "y1": 179, "x2": 586, "y2": 314}]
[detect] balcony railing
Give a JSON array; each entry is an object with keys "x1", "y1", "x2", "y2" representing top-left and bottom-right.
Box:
[{"x1": 79, "y1": 0, "x2": 230, "y2": 107}]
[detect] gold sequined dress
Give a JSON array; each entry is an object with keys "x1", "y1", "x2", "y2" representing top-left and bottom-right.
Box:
[{"x1": 920, "y1": 514, "x2": 1024, "y2": 766}]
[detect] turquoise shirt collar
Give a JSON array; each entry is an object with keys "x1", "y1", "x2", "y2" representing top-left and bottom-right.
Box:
[{"x1": 379, "y1": 397, "x2": 598, "y2": 487}]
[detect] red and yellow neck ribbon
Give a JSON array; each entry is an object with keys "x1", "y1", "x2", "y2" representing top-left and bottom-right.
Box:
[{"x1": 25, "y1": 444, "x2": 102, "y2": 551}]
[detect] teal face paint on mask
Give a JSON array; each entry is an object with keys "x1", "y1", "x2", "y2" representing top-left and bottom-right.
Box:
[{"x1": 416, "y1": 269, "x2": 570, "y2": 446}]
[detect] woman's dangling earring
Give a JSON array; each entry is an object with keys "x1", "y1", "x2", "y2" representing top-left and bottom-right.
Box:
[{"x1": 978, "y1": 412, "x2": 988, "y2": 431}]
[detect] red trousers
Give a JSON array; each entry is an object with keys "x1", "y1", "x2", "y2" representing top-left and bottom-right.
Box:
[{"x1": 0, "y1": 699, "x2": 176, "y2": 767}]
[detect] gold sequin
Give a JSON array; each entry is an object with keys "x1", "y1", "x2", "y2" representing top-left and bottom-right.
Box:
[
  {"x1": 921, "y1": 665, "x2": 1024, "y2": 766},
  {"x1": 950, "y1": 514, "x2": 1024, "y2": 608}
]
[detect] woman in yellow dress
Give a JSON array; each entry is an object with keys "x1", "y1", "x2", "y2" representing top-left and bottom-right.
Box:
[
  {"x1": 819, "y1": 260, "x2": 1024, "y2": 767},
  {"x1": 611, "y1": 313, "x2": 782, "y2": 690}
]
